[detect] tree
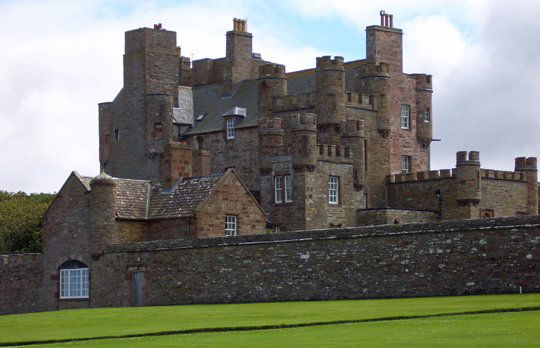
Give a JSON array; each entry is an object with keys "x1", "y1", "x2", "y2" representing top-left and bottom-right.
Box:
[{"x1": 0, "y1": 191, "x2": 55, "y2": 253}]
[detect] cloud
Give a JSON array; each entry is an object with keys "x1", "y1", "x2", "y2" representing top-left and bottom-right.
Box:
[{"x1": 1, "y1": 0, "x2": 539, "y2": 193}]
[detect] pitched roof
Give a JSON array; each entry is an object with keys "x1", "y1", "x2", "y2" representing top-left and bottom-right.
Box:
[
  {"x1": 186, "y1": 67, "x2": 364, "y2": 135},
  {"x1": 113, "y1": 178, "x2": 150, "y2": 220},
  {"x1": 148, "y1": 174, "x2": 223, "y2": 219}
]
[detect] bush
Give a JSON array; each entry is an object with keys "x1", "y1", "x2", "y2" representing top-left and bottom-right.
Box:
[{"x1": 0, "y1": 191, "x2": 55, "y2": 253}]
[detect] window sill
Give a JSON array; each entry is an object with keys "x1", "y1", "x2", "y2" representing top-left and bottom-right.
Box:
[{"x1": 58, "y1": 297, "x2": 89, "y2": 302}]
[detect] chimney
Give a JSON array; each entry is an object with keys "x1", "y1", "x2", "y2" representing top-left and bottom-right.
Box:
[{"x1": 162, "y1": 142, "x2": 193, "y2": 187}]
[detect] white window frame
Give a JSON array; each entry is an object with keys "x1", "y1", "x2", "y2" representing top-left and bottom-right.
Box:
[
  {"x1": 225, "y1": 215, "x2": 237, "y2": 236},
  {"x1": 400, "y1": 104, "x2": 410, "y2": 129},
  {"x1": 226, "y1": 118, "x2": 235, "y2": 139},
  {"x1": 328, "y1": 176, "x2": 339, "y2": 205},
  {"x1": 274, "y1": 176, "x2": 283, "y2": 204},
  {"x1": 60, "y1": 268, "x2": 89, "y2": 299},
  {"x1": 284, "y1": 175, "x2": 293, "y2": 203},
  {"x1": 401, "y1": 155, "x2": 411, "y2": 175},
  {"x1": 424, "y1": 108, "x2": 430, "y2": 123}
]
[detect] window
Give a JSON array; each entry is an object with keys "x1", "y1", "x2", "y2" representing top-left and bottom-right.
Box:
[
  {"x1": 114, "y1": 129, "x2": 119, "y2": 141},
  {"x1": 225, "y1": 215, "x2": 237, "y2": 236},
  {"x1": 423, "y1": 108, "x2": 430, "y2": 123},
  {"x1": 274, "y1": 176, "x2": 282, "y2": 203},
  {"x1": 284, "y1": 175, "x2": 293, "y2": 203},
  {"x1": 226, "y1": 118, "x2": 235, "y2": 139},
  {"x1": 328, "y1": 176, "x2": 339, "y2": 204},
  {"x1": 153, "y1": 122, "x2": 163, "y2": 140},
  {"x1": 400, "y1": 104, "x2": 410, "y2": 129},
  {"x1": 59, "y1": 260, "x2": 89, "y2": 299},
  {"x1": 326, "y1": 93, "x2": 336, "y2": 111},
  {"x1": 275, "y1": 175, "x2": 293, "y2": 204},
  {"x1": 401, "y1": 155, "x2": 411, "y2": 175}
]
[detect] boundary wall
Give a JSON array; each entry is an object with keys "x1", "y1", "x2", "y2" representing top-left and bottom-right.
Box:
[{"x1": 93, "y1": 216, "x2": 540, "y2": 308}]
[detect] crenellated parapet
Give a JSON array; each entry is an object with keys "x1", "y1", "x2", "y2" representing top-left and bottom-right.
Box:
[
  {"x1": 259, "y1": 63, "x2": 286, "y2": 79},
  {"x1": 274, "y1": 93, "x2": 315, "y2": 112},
  {"x1": 289, "y1": 113, "x2": 318, "y2": 171},
  {"x1": 317, "y1": 144, "x2": 353, "y2": 164},
  {"x1": 316, "y1": 55, "x2": 345, "y2": 71},
  {"x1": 345, "y1": 92, "x2": 376, "y2": 110},
  {"x1": 386, "y1": 169, "x2": 454, "y2": 183},
  {"x1": 358, "y1": 62, "x2": 390, "y2": 78}
]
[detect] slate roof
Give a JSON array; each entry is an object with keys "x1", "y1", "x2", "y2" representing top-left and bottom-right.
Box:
[
  {"x1": 113, "y1": 179, "x2": 150, "y2": 220},
  {"x1": 148, "y1": 174, "x2": 223, "y2": 219},
  {"x1": 103, "y1": 174, "x2": 224, "y2": 220},
  {"x1": 186, "y1": 67, "x2": 363, "y2": 135}
]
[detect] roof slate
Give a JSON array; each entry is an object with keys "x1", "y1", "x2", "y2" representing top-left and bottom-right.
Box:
[
  {"x1": 113, "y1": 179, "x2": 150, "y2": 219},
  {"x1": 148, "y1": 175, "x2": 223, "y2": 219},
  {"x1": 186, "y1": 68, "x2": 362, "y2": 135}
]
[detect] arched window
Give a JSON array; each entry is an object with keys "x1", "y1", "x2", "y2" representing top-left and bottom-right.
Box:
[{"x1": 59, "y1": 260, "x2": 89, "y2": 299}]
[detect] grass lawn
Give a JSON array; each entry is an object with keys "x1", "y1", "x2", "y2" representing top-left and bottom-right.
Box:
[
  {"x1": 0, "y1": 293, "x2": 539, "y2": 346},
  {"x1": 38, "y1": 311, "x2": 540, "y2": 347}
]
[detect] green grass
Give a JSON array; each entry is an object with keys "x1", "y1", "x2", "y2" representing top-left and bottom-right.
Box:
[
  {"x1": 37, "y1": 311, "x2": 540, "y2": 347},
  {"x1": 1, "y1": 294, "x2": 539, "y2": 346}
]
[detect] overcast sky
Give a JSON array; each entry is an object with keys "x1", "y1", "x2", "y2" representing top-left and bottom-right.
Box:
[{"x1": 1, "y1": 0, "x2": 540, "y2": 193}]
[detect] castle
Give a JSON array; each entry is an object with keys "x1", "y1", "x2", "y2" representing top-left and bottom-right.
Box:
[
  {"x1": 1, "y1": 12, "x2": 538, "y2": 315},
  {"x1": 98, "y1": 13, "x2": 537, "y2": 231}
]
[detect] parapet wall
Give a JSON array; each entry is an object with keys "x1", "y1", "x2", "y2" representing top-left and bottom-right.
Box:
[
  {"x1": 274, "y1": 91, "x2": 374, "y2": 112},
  {"x1": 0, "y1": 253, "x2": 43, "y2": 314},
  {"x1": 387, "y1": 168, "x2": 526, "y2": 183},
  {"x1": 93, "y1": 216, "x2": 540, "y2": 308}
]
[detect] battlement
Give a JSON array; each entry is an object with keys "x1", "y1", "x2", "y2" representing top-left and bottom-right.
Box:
[
  {"x1": 316, "y1": 56, "x2": 345, "y2": 70},
  {"x1": 409, "y1": 73, "x2": 433, "y2": 92},
  {"x1": 274, "y1": 93, "x2": 315, "y2": 112},
  {"x1": 481, "y1": 169, "x2": 525, "y2": 181},
  {"x1": 342, "y1": 119, "x2": 365, "y2": 138},
  {"x1": 359, "y1": 62, "x2": 390, "y2": 78},
  {"x1": 387, "y1": 169, "x2": 454, "y2": 183},
  {"x1": 317, "y1": 144, "x2": 353, "y2": 164},
  {"x1": 345, "y1": 92, "x2": 376, "y2": 110},
  {"x1": 258, "y1": 117, "x2": 284, "y2": 136},
  {"x1": 515, "y1": 156, "x2": 538, "y2": 171},
  {"x1": 289, "y1": 113, "x2": 317, "y2": 131},
  {"x1": 456, "y1": 151, "x2": 480, "y2": 166},
  {"x1": 259, "y1": 63, "x2": 286, "y2": 79}
]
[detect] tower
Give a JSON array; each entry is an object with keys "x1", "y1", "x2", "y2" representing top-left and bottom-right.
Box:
[
  {"x1": 454, "y1": 151, "x2": 481, "y2": 219},
  {"x1": 99, "y1": 26, "x2": 182, "y2": 181},
  {"x1": 315, "y1": 56, "x2": 346, "y2": 145}
]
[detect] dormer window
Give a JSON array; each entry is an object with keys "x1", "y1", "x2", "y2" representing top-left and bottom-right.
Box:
[{"x1": 226, "y1": 118, "x2": 235, "y2": 139}]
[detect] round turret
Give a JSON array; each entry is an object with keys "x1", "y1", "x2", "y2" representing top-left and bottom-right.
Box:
[
  {"x1": 455, "y1": 151, "x2": 481, "y2": 205},
  {"x1": 315, "y1": 56, "x2": 346, "y2": 129},
  {"x1": 290, "y1": 113, "x2": 317, "y2": 170}
]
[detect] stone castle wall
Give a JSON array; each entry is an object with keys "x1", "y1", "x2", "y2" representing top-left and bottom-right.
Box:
[
  {"x1": 0, "y1": 253, "x2": 44, "y2": 314},
  {"x1": 91, "y1": 216, "x2": 540, "y2": 309}
]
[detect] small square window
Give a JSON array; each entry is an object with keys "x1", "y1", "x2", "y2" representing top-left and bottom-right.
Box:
[
  {"x1": 226, "y1": 118, "x2": 235, "y2": 139},
  {"x1": 401, "y1": 156, "x2": 411, "y2": 175},
  {"x1": 400, "y1": 105, "x2": 410, "y2": 129},
  {"x1": 225, "y1": 215, "x2": 237, "y2": 236},
  {"x1": 328, "y1": 176, "x2": 339, "y2": 204}
]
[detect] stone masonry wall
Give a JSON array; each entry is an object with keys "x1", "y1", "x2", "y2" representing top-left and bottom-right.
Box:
[
  {"x1": 0, "y1": 253, "x2": 43, "y2": 314},
  {"x1": 93, "y1": 216, "x2": 540, "y2": 308},
  {"x1": 357, "y1": 208, "x2": 438, "y2": 226},
  {"x1": 196, "y1": 173, "x2": 266, "y2": 238}
]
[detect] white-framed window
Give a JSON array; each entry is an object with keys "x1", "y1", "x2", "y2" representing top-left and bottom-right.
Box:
[
  {"x1": 328, "y1": 176, "x2": 339, "y2": 204},
  {"x1": 400, "y1": 104, "x2": 410, "y2": 129},
  {"x1": 401, "y1": 155, "x2": 411, "y2": 175},
  {"x1": 274, "y1": 176, "x2": 283, "y2": 203},
  {"x1": 226, "y1": 118, "x2": 235, "y2": 139},
  {"x1": 284, "y1": 175, "x2": 293, "y2": 203},
  {"x1": 60, "y1": 266, "x2": 89, "y2": 299},
  {"x1": 225, "y1": 215, "x2": 237, "y2": 236},
  {"x1": 424, "y1": 108, "x2": 430, "y2": 123}
]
